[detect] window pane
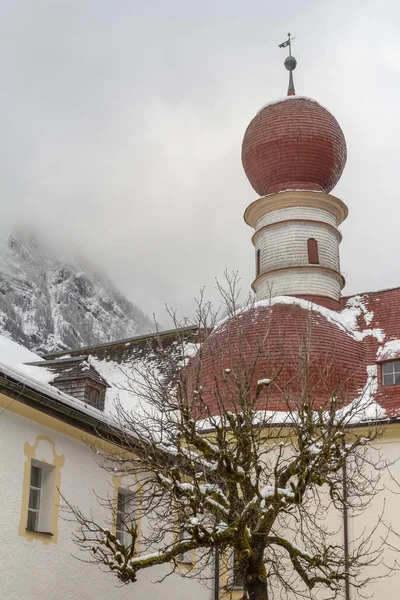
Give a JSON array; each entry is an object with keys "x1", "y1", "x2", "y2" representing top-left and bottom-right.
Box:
[
  {"x1": 116, "y1": 529, "x2": 124, "y2": 543},
  {"x1": 27, "y1": 510, "x2": 38, "y2": 531},
  {"x1": 383, "y1": 373, "x2": 394, "y2": 386},
  {"x1": 88, "y1": 386, "x2": 101, "y2": 407},
  {"x1": 383, "y1": 361, "x2": 400, "y2": 374},
  {"x1": 382, "y1": 363, "x2": 392, "y2": 375},
  {"x1": 29, "y1": 488, "x2": 40, "y2": 510},
  {"x1": 117, "y1": 492, "x2": 126, "y2": 513},
  {"x1": 394, "y1": 373, "x2": 400, "y2": 385},
  {"x1": 30, "y1": 465, "x2": 42, "y2": 488},
  {"x1": 116, "y1": 512, "x2": 124, "y2": 531},
  {"x1": 233, "y1": 555, "x2": 244, "y2": 587}
]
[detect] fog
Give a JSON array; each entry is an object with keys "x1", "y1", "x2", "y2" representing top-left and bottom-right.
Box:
[{"x1": 1, "y1": 0, "x2": 399, "y2": 322}]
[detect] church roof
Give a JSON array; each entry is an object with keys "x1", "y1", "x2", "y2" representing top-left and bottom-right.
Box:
[
  {"x1": 2, "y1": 288, "x2": 400, "y2": 429},
  {"x1": 340, "y1": 287, "x2": 400, "y2": 416}
]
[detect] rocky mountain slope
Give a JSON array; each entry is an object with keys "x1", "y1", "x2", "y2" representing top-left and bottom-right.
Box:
[{"x1": 0, "y1": 233, "x2": 155, "y2": 354}]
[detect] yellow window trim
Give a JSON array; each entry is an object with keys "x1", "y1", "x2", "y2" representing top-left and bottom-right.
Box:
[
  {"x1": 19, "y1": 435, "x2": 64, "y2": 545},
  {"x1": 112, "y1": 474, "x2": 142, "y2": 555}
]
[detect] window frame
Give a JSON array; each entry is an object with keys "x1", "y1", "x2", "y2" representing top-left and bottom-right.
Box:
[
  {"x1": 26, "y1": 460, "x2": 55, "y2": 535},
  {"x1": 382, "y1": 360, "x2": 400, "y2": 386},
  {"x1": 27, "y1": 464, "x2": 42, "y2": 532},
  {"x1": 232, "y1": 550, "x2": 244, "y2": 589},
  {"x1": 177, "y1": 527, "x2": 194, "y2": 565},
  {"x1": 115, "y1": 488, "x2": 135, "y2": 546}
]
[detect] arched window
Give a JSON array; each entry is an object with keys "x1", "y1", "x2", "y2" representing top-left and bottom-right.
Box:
[
  {"x1": 256, "y1": 249, "x2": 261, "y2": 276},
  {"x1": 307, "y1": 238, "x2": 319, "y2": 264}
]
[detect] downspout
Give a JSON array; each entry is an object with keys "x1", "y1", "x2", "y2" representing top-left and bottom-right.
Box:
[
  {"x1": 214, "y1": 549, "x2": 220, "y2": 600},
  {"x1": 342, "y1": 438, "x2": 350, "y2": 600}
]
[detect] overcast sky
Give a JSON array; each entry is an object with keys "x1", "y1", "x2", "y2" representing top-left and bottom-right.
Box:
[{"x1": 1, "y1": 0, "x2": 399, "y2": 322}]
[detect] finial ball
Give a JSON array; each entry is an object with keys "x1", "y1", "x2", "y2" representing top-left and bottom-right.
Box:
[{"x1": 284, "y1": 56, "x2": 297, "y2": 71}]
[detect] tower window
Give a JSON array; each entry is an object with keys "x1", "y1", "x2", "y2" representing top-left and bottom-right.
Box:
[
  {"x1": 307, "y1": 238, "x2": 319, "y2": 264},
  {"x1": 256, "y1": 249, "x2": 261, "y2": 276}
]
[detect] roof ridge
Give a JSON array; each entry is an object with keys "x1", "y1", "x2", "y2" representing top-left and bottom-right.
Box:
[
  {"x1": 43, "y1": 325, "x2": 199, "y2": 359},
  {"x1": 342, "y1": 284, "x2": 400, "y2": 300}
]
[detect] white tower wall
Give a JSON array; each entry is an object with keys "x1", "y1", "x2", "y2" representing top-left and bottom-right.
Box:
[{"x1": 244, "y1": 191, "x2": 348, "y2": 306}]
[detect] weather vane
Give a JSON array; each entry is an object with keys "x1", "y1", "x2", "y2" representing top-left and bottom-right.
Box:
[{"x1": 279, "y1": 33, "x2": 297, "y2": 96}]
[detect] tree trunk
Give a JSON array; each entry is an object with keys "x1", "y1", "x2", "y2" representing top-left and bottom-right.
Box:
[
  {"x1": 243, "y1": 553, "x2": 269, "y2": 600},
  {"x1": 245, "y1": 579, "x2": 269, "y2": 600}
]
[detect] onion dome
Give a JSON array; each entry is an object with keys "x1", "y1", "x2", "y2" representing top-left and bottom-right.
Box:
[
  {"x1": 189, "y1": 301, "x2": 365, "y2": 418},
  {"x1": 241, "y1": 97, "x2": 347, "y2": 196}
]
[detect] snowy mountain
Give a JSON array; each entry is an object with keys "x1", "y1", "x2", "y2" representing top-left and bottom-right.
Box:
[{"x1": 0, "y1": 233, "x2": 156, "y2": 354}]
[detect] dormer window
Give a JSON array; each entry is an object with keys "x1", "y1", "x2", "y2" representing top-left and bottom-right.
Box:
[
  {"x1": 87, "y1": 383, "x2": 102, "y2": 409},
  {"x1": 27, "y1": 356, "x2": 109, "y2": 411},
  {"x1": 382, "y1": 360, "x2": 400, "y2": 386}
]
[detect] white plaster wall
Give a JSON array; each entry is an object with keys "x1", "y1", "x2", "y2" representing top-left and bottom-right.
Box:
[
  {"x1": 255, "y1": 221, "x2": 340, "y2": 274},
  {"x1": 255, "y1": 207, "x2": 338, "y2": 231},
  {"x1": 0, "y1": 408, "x2": 211, "y2": 600},
  {"x1": 348, "y1": 435, "x2": 400, "y2": 600},
  {"x1": 255, "y1": 268, "x2": 341, "y2": 301}
]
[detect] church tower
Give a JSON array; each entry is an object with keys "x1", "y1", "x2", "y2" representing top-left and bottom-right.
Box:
[{"x1": 242, "y1": 38, "x2": 348, "y2": 310}]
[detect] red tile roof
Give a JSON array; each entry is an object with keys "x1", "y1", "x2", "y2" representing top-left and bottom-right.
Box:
[
  {"x1": 341, "y1": 286, "x2": 400, "y2": 416},
  {"x1": 189, "y1": 302, "x2": 366, "y2": 418}
]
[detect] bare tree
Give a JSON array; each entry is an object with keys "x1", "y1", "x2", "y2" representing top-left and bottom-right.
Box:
[{"x1": 66, "y1": 276, "x2": 395, "y2": 600}]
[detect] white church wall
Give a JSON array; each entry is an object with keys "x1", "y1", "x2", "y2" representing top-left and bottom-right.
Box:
[
  {"x1": 0, "y1": 400, "x2": 211, "y2": 600},
  {"x1": 348, "y1": 432, "x2": 400, "y2": 600}
]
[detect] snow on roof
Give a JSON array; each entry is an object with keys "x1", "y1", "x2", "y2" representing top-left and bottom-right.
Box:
[
  {"x1": 197, "y1": 364, "x2": 387, "y2": 431},
  {"x1": 256, "y1": 95, "x2": 336, "y2": 118},
  {"x1": 214, "y1": 295, "x2": 385, "y2": 343},
  {"x1": 377, "y1": 339, "x2": 400, "y2": 362},
  {"x1": 338, "y1": 365, "x2": 386, "y2": 423},
  {"x1": 88, "y1": 355, "x2": 144, "y2": 418},
  {"x1": 0, "y1": 334, "x2": 42, "y2": 365},
  {"x1": 0, "y1": 333, "x2": 116, "y2": 427}
]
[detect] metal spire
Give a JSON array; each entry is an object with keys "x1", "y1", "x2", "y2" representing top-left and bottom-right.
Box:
[{"x1": 278, "y1": 33, "x2": 297, "y2": 96}]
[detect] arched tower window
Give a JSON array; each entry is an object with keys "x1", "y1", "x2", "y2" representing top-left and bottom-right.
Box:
[
  {"x1": 256, "y1": 249, "x2": 261, "y2": 276},
  {"x1": 307, "y1": 238, "x2": 319, "y2": 264}
]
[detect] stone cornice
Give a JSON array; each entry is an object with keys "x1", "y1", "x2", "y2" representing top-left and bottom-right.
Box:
[{"x1": 244, "y1": 190, "x2": 348, "y2": 228}]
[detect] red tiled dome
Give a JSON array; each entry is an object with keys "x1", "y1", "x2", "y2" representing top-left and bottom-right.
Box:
[
  {"x1": 189, "y1": 302, "x2": 365, "y2": 417},
  {"x1": 241, "y1": 97, "x2": 347, "y2": 196}
]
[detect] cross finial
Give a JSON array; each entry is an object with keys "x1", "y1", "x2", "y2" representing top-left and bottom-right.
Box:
[{"x1": 279, "y1": 33, "x2": 297, "y2": 96}]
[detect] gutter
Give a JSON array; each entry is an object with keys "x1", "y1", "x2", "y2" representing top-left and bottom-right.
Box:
[
  {"x1": 214, "y1": 549, "x2": 220, "y2": 600},
  {"x1": 0, "y1": 373, "x2": 123, "y2": 443}
]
